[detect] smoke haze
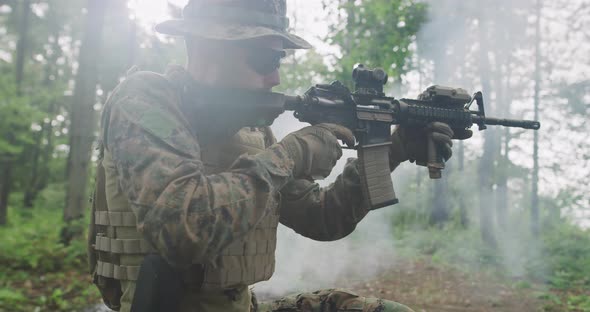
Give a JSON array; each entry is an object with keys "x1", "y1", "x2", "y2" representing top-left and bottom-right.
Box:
[{"x1": 255, "y1": 0, "x2": 589, "y2": 298}]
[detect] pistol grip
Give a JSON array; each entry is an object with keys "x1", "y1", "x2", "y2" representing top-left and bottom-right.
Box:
[
  {"x1": 427, "y1": 135, "x2": 445, "y2": 179},
  {"x1": 358, "y1": 143, "x2": 399, "y2": 210}
]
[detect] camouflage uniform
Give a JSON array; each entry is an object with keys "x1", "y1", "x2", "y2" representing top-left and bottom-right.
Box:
[
  {"x1": 257, "y1": 289, "x2": 412, "y2": 312},
  {"x1": 89, "y1": 0, "x2": 414, "y2": 311},
  {"x1": 94, "y1": 65, "x2": 412, "y2": 312}
]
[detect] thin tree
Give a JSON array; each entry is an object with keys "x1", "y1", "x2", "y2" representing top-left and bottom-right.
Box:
[
  {"x1": 430, "y1": 60, "x2": 450, "y2": 226},
  {"x1": 22, "y1": 6, "x2": 63, "y2": 208},
  {"x1": 62, "y1": 0, "x2": 108, "y2": 242},
  {"x1": 0, "y1": 0, "x2": 30, "y2": 225},
  {"x1": 477, "y1": 15, "x2": 497, "y2": 248},
  {"x1": 531, "y1": 0, "x2": 542, "y2": 236}
]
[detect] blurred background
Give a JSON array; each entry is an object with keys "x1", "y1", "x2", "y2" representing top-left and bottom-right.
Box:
[{"x1": 0, "y1": 0, "x2": 588, "y2": 311}]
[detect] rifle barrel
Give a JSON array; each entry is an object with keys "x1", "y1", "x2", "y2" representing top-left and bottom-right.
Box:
[{"x1": 473, "y1": 116, "x2": 541, "y2": 130}]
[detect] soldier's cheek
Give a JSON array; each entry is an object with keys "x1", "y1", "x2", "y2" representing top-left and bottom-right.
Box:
[{"x1": 263, "y1": 70, "x2": 281, "y2": 89}]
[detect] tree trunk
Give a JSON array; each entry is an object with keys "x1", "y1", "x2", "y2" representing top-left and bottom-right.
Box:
[
  {"x1": 494, "y1": 63, "x2": 508, "y2": 230},
  {"x1": 0, "y1": 164, "x2": 9, "y2": 225},
  {"x1": 14, "y1": 0, "x2": 30, "y2": 96},
  {"x1": 457, "y1": 141, "x2": 468, "y2": 227},
  {"x1": 496, "y1": 128, "x2": 510, "y2": 227},
  {"x1": 38, "y1": 101, "x2": 56, "y2": 191},
  {"x1": 0, "y1": 0, "x2": 30, "y2": 225},
  {"x1": 23, "y1": 128, "x2": 43, "y2": 208},
  {"x1": 431, "y1": 164, "x2": 449, "y2": 226},
  {"x1": 414, "y1": 57, "x2": 424, "y2": 216},
  {"x1": 531, "y1": 0, "x2": 542, "y2": 236},
  {"x1": 495, "y1": 58, "x2": 515, "y2": 230},
  {"x1": 429, "y1": 56, "x2": 450, "y2": 226},
  {"x1": 62, "y1": 0, "x2": 108, "y2": 243},
  {"x1": 456, "y1": 39, "x2": 469, "y2": 229},
  {"x1": 23, "y1": 10, "x2": 63, "y2": 208},
  {"x1": 477, "y1": 16, "x2": 497, "y2": 248}
]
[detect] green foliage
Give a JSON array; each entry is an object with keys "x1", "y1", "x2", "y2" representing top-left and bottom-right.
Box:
[
  {"x1": 0, "y1": 205, "x2": 99, "y2": 311},
  {"x1": 513, "y1": 280, "x2": 533, "y2": 289},
  {"x1": 0, "y1": 207, "x2": 86, "y2": 272},
  {"x1": 536, "y1": 291, "x2": 562, "y2": 304},
  {"x1": 568, "y1": 294, "x2": 590, "y2": 312},
  {"x1": 0, "y1": 288, "x2": 26, "y2": 311},
  {"x1": 33, "y1": 182, "x2": 66, "y2": 210},
  {"x1": 395, "y1": 227, "x2": 503, "y2": 270},
  {"x1": 392, "y1": 221, "x2": 590, "y2": 311},
  {"x1": 526, "y1": 223, "x2": 590, "y2": 290},
  {"x1": 0, "y1": 75, "x2": 36, "y2": 159},
  {"x1": 277, "y1": 50, "x2": 330, "y2": 95},
  {"x1": 327, "y1": 0, "x2": 428, "y2": 85}
]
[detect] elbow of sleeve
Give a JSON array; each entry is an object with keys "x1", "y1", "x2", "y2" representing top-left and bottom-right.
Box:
[
  {"x1": 141, "y1": 221, "x2": 199, "y2": 270},
  {"x1": 291, "y1": 220, "x2": 358, "y2": 242},
  {"x1": 138, "y1": 203, "x2": 214, "y2": 269},
  {"x1": 315, "y1": 216, "x2": 359, "y2": 241},
  {"x1": 142, "y1": 207, "x2": 244, "y2": 269}
]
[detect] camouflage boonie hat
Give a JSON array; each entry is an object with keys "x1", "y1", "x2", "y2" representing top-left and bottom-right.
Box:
[{"x1": 155, "y1": 0, "x2": 312, "y2": 49}]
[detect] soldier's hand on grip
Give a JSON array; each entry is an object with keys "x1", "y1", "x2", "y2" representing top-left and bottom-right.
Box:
[
  {"x1": 279, "y1": 123, "x2": 355, "y2": 180},
  {"x1": 389, "y1": 122, "x2": 472, "y2": 169}
]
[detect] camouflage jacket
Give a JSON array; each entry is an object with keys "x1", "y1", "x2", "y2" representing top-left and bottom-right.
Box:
[{"x1": 100, "y1": 67, "x2": 370, "y2": 269}]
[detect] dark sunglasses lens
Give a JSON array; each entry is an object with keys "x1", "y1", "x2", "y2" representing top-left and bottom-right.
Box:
[{"x1": 247, "y1": 49, "x2": 286, "y2": 75}]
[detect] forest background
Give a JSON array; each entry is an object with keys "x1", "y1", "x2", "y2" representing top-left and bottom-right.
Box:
[{"x1": 0, "y1": 0, "x2": 589, "y2": 311}]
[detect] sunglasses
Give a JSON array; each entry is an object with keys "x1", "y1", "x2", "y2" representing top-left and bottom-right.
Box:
[{"x1": 244, "y1": 47, "x2": 287, "y2": 76}]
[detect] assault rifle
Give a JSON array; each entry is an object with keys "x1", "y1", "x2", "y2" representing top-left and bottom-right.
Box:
[
  {"x1": 199, "y1": 65, "x2": 540, "y2": 210},
  {"x1": 278, "y1": 65, "x2": 540, "y2": 210}
]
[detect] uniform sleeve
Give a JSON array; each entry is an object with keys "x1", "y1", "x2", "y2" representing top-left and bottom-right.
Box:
[
  {"x1": 102, "y1": 73, "x2": 294, "y2": 269},
  {"x1": 278, "y1": 158, "x2": 369, "y2": 241}
]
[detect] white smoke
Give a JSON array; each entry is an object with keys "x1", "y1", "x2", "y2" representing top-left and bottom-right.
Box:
[
  {"x1": 251, "y1": 111, "x2": 419, "y2": 298},
  {"x1": 256, "y1": 0, "x2": 590, "y2": 299}
]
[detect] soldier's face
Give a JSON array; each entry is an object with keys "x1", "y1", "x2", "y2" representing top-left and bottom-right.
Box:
[
  {"x1": 188, "y1": 37, "x2": 285, "y2": 91},
  {"x1": 225, "y1": 37, "x2": 285, "y2": 90}
]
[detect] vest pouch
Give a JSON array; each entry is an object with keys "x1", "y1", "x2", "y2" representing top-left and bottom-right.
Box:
[
  {"x1": 89, "y1": 213, "x2": 124, "y2": 310},
  {"x1": 88, "y1": 146, "x2": 123, "y2": 310}
]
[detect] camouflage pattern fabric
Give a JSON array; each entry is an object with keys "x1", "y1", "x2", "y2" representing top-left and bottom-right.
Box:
[
  {"x1": 99, "y1": 67, "x2": 411, "y2": 311},
  {"x1": 256, "y1": 289, "x2": 414, "y2": 312},
  {"x1": 102, "y1": 69, "x2": 286, "y2": 270},
  {"x1": 101, "y1": 67, "x2": 373, "y2": 269}
]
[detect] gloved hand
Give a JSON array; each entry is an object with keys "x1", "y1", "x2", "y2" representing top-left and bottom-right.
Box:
[
  {"x1": 279, "y1": 123, "x2": 355, "y2": 180},
  {"x1": 389, "y1": 122, "x2": 472, "y2": 170}
]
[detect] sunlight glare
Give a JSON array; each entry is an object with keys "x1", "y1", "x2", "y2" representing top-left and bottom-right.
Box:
[{"x1": 127, "y1": 0, "x2": 188, "y2": 28}]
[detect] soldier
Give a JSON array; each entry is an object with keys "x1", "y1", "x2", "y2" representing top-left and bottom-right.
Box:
[{"x1": 88, "y1": 0, "x2": 465, "y2": 311}]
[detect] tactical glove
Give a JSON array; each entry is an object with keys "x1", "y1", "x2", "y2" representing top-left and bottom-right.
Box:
[
  {"x1": 389, "y1": 122, "x2": 473, "y2": 170},
  {"x1": 279, "y1": 123, "x2": 355, "y2": 180}
]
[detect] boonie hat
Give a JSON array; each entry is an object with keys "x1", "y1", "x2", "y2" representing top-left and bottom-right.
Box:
[{"x1": 155, "y1": 0, "x2": 312, "y2": 49}]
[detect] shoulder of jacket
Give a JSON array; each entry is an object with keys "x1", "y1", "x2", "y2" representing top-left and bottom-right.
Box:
[
  {"x1": 118, "y1": 70, "x2": 175, "y2": 96},
  {"x1": 104, "y1": 69, "x2": 181, "y2": 111}
]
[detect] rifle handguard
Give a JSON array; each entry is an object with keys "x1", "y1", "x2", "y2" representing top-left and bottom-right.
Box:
[{"x1": 358, "y1": 143, "x2": 399, "y2": 210}]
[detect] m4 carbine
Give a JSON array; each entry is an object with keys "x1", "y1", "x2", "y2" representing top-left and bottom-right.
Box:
[
  {"x1": 203, "y1": 65, "x2": 540, "y2": 211},
  {"x1": 279, "y1": 65, "x2": 540, "y2": 210}
]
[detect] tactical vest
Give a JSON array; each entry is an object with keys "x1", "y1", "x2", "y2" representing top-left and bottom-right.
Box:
[
  {"x1": 199, "y1": 127, "x2": 279, "y2": 289},
  {"x1": 89, "y1": 122, "x2": 279, "y2": 310}
]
